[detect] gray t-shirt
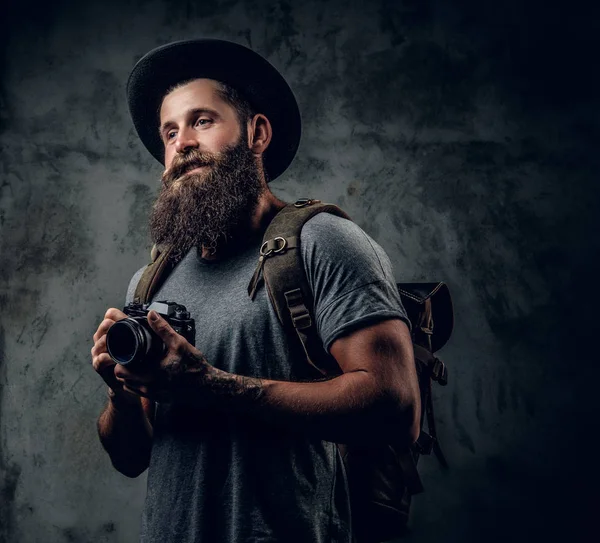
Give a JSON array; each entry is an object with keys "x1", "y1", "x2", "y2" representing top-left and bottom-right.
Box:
[{"x1": 125, "y1": 213, "x2": 410, "y2": 543}]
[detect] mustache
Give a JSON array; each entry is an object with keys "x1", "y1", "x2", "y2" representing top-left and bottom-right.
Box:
[{"x1": 162, "y1": 149, "x2": 219, "y2": 184}]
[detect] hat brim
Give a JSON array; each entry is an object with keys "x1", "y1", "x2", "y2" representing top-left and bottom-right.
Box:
[{"x1": 127, "y1": 39, "x2": 301, "y2": 181}]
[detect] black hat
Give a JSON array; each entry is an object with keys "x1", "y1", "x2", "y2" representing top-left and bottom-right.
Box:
[{"x1": 127, "y1": 39, "x2": 301, "y2": 181}]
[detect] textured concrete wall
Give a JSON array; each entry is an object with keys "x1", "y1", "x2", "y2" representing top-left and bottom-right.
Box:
[{"x1": 1, "y1": 0, "x2": 598, "y2": 542}]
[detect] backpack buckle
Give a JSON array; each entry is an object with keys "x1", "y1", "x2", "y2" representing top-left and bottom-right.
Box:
[
  {"x1": 285, "y1": 288, "x2": 313, "y2": 330},
  {"x1": 431, "y1": 357, "x2": 448, "y2": 386},
  {"x1": 291, "y1": 312, "x2": 312, "y2": 329}
]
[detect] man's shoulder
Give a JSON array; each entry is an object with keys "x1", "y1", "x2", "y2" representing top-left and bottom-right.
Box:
[
  {"x1": 300, "y1": 210, "x2": 370, "y2": 247},
  {"x1": 301, "y1": 209, "x2": 355, "y2": 231},
  {"x1": 300, "y1": 210, "x2": 383, "y2": 263},
  {"x1": 295, "y1": 208, "x2": 408, "y2": 351}
]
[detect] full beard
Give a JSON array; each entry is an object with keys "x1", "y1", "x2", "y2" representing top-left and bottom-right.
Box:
[{"x1": 149, "y1": 138, "x2": 265, "y2": 262}]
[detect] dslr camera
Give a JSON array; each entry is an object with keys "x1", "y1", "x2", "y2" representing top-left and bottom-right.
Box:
[{"x1": 106, "y1": 301, "x2": 196, "y2": 367}]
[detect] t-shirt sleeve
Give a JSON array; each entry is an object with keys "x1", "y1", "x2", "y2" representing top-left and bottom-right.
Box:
[
  {"x1": 300, "y1": 213, "x2": 411, "y2": 352},
  {"x1": 125, "y1": 266, "x2": 146, "y2": 305}
]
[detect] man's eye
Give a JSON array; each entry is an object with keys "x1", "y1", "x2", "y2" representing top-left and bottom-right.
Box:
[
  {"x1": 167, "y1": 131, "x2": 177, "y2": 140},
  {"x1": 196, "y1": 118, "x2": 212, "y2": 127}
]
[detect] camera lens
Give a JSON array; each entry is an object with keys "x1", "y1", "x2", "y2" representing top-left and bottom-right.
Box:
[{"x1": 106, "y1": 318, "x2": 159, "y2": 366}]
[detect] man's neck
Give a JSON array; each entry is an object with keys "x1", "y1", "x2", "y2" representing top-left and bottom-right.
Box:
[{"x1": 199, "y1": 191, "x2": 287, "y2": 260}]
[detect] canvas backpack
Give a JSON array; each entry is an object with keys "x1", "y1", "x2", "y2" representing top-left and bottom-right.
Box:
[{"x1": 133, "y1": 199, "x2": 453, "y2": 543}]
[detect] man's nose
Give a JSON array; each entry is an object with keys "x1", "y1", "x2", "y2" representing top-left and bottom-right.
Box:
[{"x1": 174, "y1": 128, "x2": 199, "y2": 154}]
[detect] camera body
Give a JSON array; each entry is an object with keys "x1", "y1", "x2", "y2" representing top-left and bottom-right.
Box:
[{"x1": 106, "y1": 301, "x2": 196, "y2": 367}]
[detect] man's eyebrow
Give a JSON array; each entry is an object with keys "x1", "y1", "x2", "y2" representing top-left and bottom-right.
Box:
[{"x1": 158, "y1": 108, "x2": 221, "y2": 136}]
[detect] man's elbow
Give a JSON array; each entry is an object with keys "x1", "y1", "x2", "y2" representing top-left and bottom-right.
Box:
[
  {"x1": 387, "y1": 386, "x2": 421, "y2": 448},
  {"x1": 408, "y1": 388, "x2": 422, "y2": 445},
  {"x1": 407, "y1": 407, "x2": 420, "y2": 446},
  {"x1": 109, "y1": 451, "x2": 150, "y2": 479},
  {"x1": 110, "y1": 455, "x2": 150, "y2": 478},
  {"x1": 395, "y1": 406, "x2": 420, "y2": 449}
]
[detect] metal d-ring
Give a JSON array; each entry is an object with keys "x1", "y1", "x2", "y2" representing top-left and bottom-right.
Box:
[
  {"x1": 272, "y1": 237, "x2": 287, "y2": 253},
  {"x1": 260, "y1": 237, "x2": 287, "y2": 257},
  {"x1": 260, "y1": 241, "x2": 273, "y2": 257}
]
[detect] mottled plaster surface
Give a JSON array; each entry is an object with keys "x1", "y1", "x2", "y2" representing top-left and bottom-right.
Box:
[{"x1": 1, "y1": 0, "x2": 598, "y2": 542}]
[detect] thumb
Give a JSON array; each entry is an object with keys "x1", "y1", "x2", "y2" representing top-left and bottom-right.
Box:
[{"x1": 147, "y1": 310, "x2": 179, "y2": 346}]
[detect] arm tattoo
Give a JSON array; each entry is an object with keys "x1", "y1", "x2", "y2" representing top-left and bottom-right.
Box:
[
  {"x1": 203, "y1": 369, "x2": 264, "y2": 405},
  {"x1": 165, "y1": 350, "x2": 264, "y2": 408}
]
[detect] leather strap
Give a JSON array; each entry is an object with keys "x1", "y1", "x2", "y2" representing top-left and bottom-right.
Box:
[
  {"x1": 133, "y1": 244, "x2": 176, "y2": 304},
  {"x1": 413, "y1": 343, "x2": 449, "y2": 468}
]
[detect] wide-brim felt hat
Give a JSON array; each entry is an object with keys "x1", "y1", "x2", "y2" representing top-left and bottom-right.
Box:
[{"x1": 127, "y1": 39, "x2": 301, "y2": 181}]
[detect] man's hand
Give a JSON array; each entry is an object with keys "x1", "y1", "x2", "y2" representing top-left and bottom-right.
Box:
[
  {"x1": 111, "y1": 310, "x2": 213, "y2": 403},
  {"x1": 91, "y1": 308, "x2": 139, "y2": 403}
]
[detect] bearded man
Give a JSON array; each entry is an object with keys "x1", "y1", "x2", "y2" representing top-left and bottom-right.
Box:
[{"x1": 91, "y1": 39, "x2": 421, "y2": 543}]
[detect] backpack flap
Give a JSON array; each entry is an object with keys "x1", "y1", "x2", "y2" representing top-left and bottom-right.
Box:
[{"x1": 397, "y1": 282, "x2": 454, "y2": 354}]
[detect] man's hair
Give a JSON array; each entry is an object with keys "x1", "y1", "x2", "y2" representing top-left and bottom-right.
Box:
[
  {"x1": 164, "y1": 79, "x2": 256, "y2": 127},
  {"x1": 214, "y1": 81, "x2": 256, "y2": 126}
]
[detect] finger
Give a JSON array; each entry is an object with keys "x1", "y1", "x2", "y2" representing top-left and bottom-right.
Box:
[
  {"x1": 93, "y1": 307, "x2": 128, "y2": 342},
  {"x1": 123, "y1": 383, "x2": 152, "y2": 398},
  {"x1": 93, "y1": 358, "x2": 121, "y2": 393},
  {"x1": 121, "y1": 377, "x2": 153, "y2": 396},
  {"x1": 91, "y1": 335, "x2": 108, "y2": 358},
  {"x1": 114, "y1": 363, "x2": 137, "y2": 381},
  {"x1": 113, "y1": 363, "x2": 155, "y2": 384},
  {"x1": 92, "y1": 352, "x2": 115, "y2": 374},
  {"x1": 122, "y1": 383, "x2": 143, "y2": 397},
  {"x1": 93, "y1": 318, "x2": 117, "y2": 343},
  {"x1": 146, "y1": 311, "x2": 186, "y2": 351},
  {"x1": 104, "y1": 307, "x2": 128, "y2": 322}
]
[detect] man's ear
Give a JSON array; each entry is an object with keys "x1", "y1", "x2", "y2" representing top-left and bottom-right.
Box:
[{"x1": 247, "y1": 114, "x2": 272, "y2": 156}]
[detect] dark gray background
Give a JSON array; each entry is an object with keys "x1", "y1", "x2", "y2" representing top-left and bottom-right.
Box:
[{"x1": 1, "y1": 0, "x2": 598, "y2": 542}]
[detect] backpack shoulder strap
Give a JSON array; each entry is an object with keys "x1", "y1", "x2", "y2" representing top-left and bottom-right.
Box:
[
  {"x1": 247, "y1": 199, "x2": 350, "y2": 375},
  {"x1": 133, "y1": 244, "x2": 176, "y2": 304}
]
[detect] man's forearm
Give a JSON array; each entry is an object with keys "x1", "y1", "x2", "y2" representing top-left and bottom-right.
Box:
[
  {"x1": 97, "y1": 391, "x2": 153, "y2": 477},
  {"x1": 172, "y1": 361, "x2": 416, "y2": 445}
]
